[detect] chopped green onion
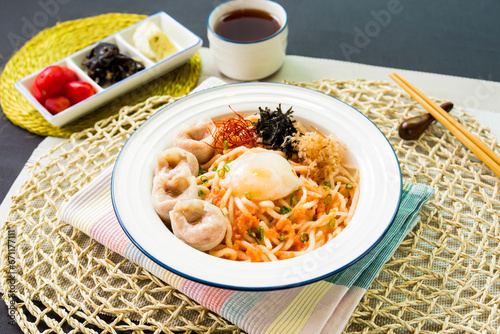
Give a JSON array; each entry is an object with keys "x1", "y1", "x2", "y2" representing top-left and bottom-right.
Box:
[
  {"x1": 198, "y1": 166, "x2": 207, "y2": 175},
  {"x1": 323, "y1": 181, "x2": 332, "y2": 189},
  {"x1": 300, "y1": 232, "x2": 309, "y2": 243},
  {"x1": 223, "y1": 164, "x2": 230, "y2": 172},
  {"x1": 324, "y1": 194, "x2": 332, "y2": 205},
  {"x1": 290, "y1": 189, "x2": 300, "y2": 206},
  {"x1": 217, "y1": 169, "x2": 226, "y2": 178},
  {"x1": 346, "y1": 182, "x2": 353, "y2": 189},
  {"x1": 279, "y1": 234, "x2": 285, "y2": 242},
  {"x1": 247, "y1": 229, "x2": 260, "y2": 244},
  {"x1": 223, "y1": 140, "x2": 229, "y2": 150},
  {"x1": 198, "y1": 189, "x2": 203, "y2": 197},
  {"x1": 328, "y1": 218, "x2": 336, "y2": 228},
  {"x1": 312, "y1": 215, "x2": 317, "y2": 221},
  {"x1": 280, "y1": 206, "x2": 291, "y2": 214},
  {"x1": 245, "y1": 192, "x2": 252, "y2": 200},
  {"x1": 226, "y1": 159, "x2": 233, "y2": 163},
  {"x1": 212, "y1": 167, "x2": 217, "y2": 171},
  {"x1": 200, "y1": 175, "x2": 209, "y2": 184},
  {"x1": 258, "y1": 226, "x2": 265, "y2": 242}
]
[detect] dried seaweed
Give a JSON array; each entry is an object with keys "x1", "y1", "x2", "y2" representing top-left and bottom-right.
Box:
[{"x1": 254, "y1": 104, "x2": 299, "y2": 158}]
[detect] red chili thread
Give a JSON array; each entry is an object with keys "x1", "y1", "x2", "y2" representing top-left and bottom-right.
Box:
[{"x1": 210, "y1": 107, "x2": 258, "y2": 152}]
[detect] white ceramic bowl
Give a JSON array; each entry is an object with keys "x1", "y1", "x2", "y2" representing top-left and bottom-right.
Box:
[
  {"x1": 15, "y1": 12, "x2": 202, "y2": 127},
  {"x1": 207, "y1": 0, "x2": 288, "y2": 81},
  {"x1": 112, "y1": 82, "x2": 402, "y2": 291}
]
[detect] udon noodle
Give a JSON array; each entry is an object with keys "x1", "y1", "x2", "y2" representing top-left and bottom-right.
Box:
[{"x1": 151, "y1": 107, "x2": 359, "y2": 262}]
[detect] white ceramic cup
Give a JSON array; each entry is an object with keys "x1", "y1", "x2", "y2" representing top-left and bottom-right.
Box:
[{"x1": 207, "y1": 0, "x2": 288, "y2": 81}]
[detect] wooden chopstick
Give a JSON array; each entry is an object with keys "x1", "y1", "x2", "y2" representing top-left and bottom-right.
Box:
[{"x1": 389, "y1": 72, "x2": 500, "y2": 177}]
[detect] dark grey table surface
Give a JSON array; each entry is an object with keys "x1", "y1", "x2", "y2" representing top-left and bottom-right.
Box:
[{"x1": 1, "y1": 1, "x2": 499, "y2": 332}]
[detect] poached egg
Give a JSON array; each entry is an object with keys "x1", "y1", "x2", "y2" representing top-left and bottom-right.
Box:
[{"x1": 220, "y1": 149, "x2": 301, "y2": 200}]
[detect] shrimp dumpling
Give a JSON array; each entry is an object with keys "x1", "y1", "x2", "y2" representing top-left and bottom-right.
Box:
[
  {"x1": 152, "y1": 166, "x2": 198, "y2": 223},
  {"x1": 154, "y1": 148, "x2": 198, "y2": 176},
  {"x1": 173, "y1": 117, "x2": 216, "y2": 164},
  {"x1": 170, "y1": 199, "x2": 227, "y2": 251}
]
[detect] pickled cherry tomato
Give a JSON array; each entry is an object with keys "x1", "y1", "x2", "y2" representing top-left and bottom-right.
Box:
[
  {"x1": 33, "y1": 65, "x2": 93, "y2": 114},
  {"x1": 32, "y1": 83, "x2": 46, "y2": 104},
  {"x1": 61, "y1": 66, "x2": 78, "y2": 82},
  {"x1": 63, "y1": 81, "x2": 95, "y2": 105},
  {"x1": 44, "y1": 96, "x2": 71, "y2": 115},
  {"x1": 34, "y1": 65, "x2": 66, "y2": 97}
]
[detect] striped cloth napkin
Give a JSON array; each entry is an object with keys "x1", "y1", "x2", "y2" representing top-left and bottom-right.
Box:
[{"x1": 59, "y1": 78, "x2": 434, "y2": 333}]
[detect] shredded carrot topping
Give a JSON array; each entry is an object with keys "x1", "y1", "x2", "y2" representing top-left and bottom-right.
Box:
[
  {"x1": 265, "y1": 229, "x2": 280, "y2": 239},
  {"x1": 246, "y1": 247, "x2": 263, "y2": 262},
  {"x1": 291, "y1": 235, "x2": 309, "y2": 251},
  {"x1": 316, "y1": 202, "x2": 326, "y2": 219},
  {"x1": 233, "y1": 209, "x2": 259, "y2": 240},
  {"x1": 276, "y1": 251, "x2": 295, "y2": 260},
  {"x1": 232, "y1": 240, "x2": 241, "y2": 251},
  {"x1": 209, "y1": 188, "x2": 225, "y2": 206}
]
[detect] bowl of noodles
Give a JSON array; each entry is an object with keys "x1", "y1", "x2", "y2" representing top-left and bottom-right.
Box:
[{"x1": 112, "y1": 82, "x2": 401, "y2": 290}]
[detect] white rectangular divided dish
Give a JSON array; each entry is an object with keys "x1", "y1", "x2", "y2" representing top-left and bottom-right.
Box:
[{"x1": 15, "y1": 12, "x2": 202, "y2": 127}]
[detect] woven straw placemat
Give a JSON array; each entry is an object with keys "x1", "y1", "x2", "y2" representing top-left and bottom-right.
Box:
[
  {"x1": 1, "y1": 79, "x2": 499, "y2": 333},
  {"x1": 0, "y1": 13, "x2": 201, "y2": 138}
]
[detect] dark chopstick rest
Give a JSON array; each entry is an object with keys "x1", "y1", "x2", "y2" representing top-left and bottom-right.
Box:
[{"x1": 399, "y1": 102, "x2": 454, "y2": 140}]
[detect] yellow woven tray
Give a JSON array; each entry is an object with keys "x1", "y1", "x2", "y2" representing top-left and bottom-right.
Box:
[
  {"x1": 1, "y1": 79, "x2": 499, "y2": 333},
  {"x1": 0, "y1": 13, "x2": 201, "y2": 138}
]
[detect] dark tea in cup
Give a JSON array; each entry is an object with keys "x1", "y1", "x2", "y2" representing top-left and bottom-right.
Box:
[
  {"x1": 214, "y1": 9, "x2": 281, "y2": 42},
  {"x1": 207, "y1": 0, "x2": 288, "y2": 80}
]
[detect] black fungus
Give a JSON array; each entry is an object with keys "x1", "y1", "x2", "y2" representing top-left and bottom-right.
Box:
[
  {"x1": 82, "y1": 42, "x2": 145, "y2": 85},
  {"x1": 254, "y1": 104, "x2": 300, "y2": 158}
]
